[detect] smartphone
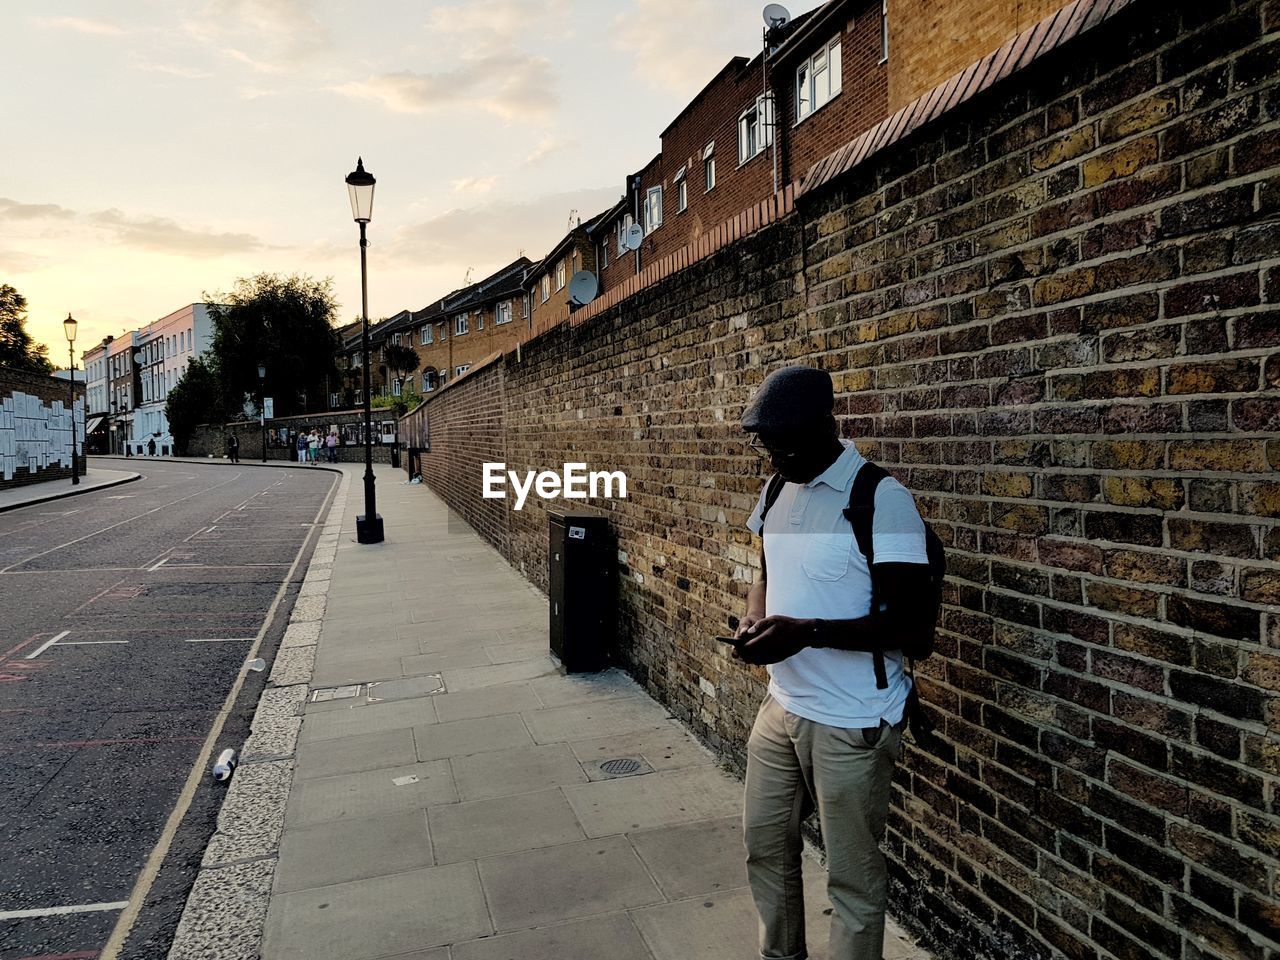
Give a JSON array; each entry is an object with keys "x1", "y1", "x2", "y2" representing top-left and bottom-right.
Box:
[{"x1": 715, "y1": 635, "x2": 742, "y2": 646}]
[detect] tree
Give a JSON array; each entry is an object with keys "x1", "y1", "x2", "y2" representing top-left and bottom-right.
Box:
[
  {"x1": 165, "y1": 356, "x2": 223, "y2": 455},
  {"x1": 383, "y1": 343, "x2": 421, "y2": 397},
  {"x1": 205, "y1": 273, "x2": 341, "y2": 418},
  {"x1": 0, "y1": 284, "x2": 54, "y2": 374}
]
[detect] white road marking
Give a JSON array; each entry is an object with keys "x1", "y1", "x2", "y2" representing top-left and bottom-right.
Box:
[
  {"x1": 24, "y1": 630, "x2": 70, "y2": 660},
  {"x1": 184, "y1": 638, "x2": 254, "y2": 643},
  {"x1": 57, "y1": 640, "x2": 130, "y2": 646},
  {"x1": 148, "y1": 557, "x2": 169, "y2": 572},
  {"x1": 0, "y1": 900, "x2": 129, "y2": 920}
]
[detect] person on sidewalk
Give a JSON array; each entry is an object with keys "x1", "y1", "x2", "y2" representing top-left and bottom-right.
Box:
[
  {"x1": 296, "y1": 431, "x2": 308, "y2": 463},
  {"x1": 308, "y1": 429, "x2": 321, "y2": 464},
  {"x1": 147, "y1": 437, "x2": 156, "y2": 457},
  {"x1": 326, "y1": 430, "x2": 338, "y2": 463},
  {"x1": 227, "y1": 433, "x2": 240, "y2": 464},
  {"x1": 735, "y1": 365, "x2": 934, "y2": 960}
]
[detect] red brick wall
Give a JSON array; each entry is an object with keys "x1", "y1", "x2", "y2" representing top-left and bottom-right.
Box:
[{"x1": 406, "y1": 4, "x2": 1280, "y2": 957}]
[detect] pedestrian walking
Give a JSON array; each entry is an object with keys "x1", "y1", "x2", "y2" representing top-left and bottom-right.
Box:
[
  {"x1": 734, "y1": 365, "x2": 936, "y2": 960},
  {"x1": 326, "y1": 430, "x2": 338, "y2": 463},
  {"x1": 147, "y1": 438, "x2": 156, "y2": 457},
  {"x1": 295, "y1": 431, "x2": 307, "y2": 463},
  {"x1": 308, "y1": 430, "x2": 320, "y2": 464},
  {"x1": 227, "y1": 433, "x2": 240, "y2": 464}
]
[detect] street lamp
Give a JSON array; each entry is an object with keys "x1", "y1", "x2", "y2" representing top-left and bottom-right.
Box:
[
  {"x1": 346, "y1": 157, "x2": 383, "y2": 544},
  {"x1": 258, "y1": 362, "x2": 267, "y2": 463},
  {"x1": 63, "y1": 314, "x2": 79, "y2": 485}
]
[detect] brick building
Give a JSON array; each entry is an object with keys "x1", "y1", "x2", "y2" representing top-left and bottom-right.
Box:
[
  {"x1": 401, "y1": 2, "x2": 1280, "y2": 959},
  {"x1": 526, "y1": 215, "x2": 607, "y2": 336},
  {"x1": 334, "y1": 315, "x2": 398, "y2": 408}
]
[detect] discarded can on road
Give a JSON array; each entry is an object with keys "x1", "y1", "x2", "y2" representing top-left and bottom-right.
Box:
[
  {"x1": 213, "y1": 748, "x2": 237, "y2": 781},
  {"x1": 247, "y1": 658, "x2": 266, "y2": 672}
]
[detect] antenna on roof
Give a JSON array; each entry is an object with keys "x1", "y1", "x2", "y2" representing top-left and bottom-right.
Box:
[
  {"x1": 567, "y1": 208, "x2": 578, "y2": 231},
  {"x1": 762, "y1": 3, "x2": 790, "y2": 28},
  {"x1": 463, "y1": 266, "x2": 473, "y2": 285}
]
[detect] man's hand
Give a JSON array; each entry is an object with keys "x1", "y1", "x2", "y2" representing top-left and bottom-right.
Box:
[
  {"x1": 734, "y1": 614, "x2": 762, "y2": 640},
  {"x1": 734, "y1": 615, "x2": 815, "y2": 665}
]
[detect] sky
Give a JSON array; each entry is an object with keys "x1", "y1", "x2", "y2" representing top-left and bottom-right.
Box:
[{"x1": 3, "y1": 0, "x2": 823, "y2": 362}]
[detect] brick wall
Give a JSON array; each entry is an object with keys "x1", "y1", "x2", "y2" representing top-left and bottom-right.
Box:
[
  {"x1": 188, "y1": 408, "x2": 395, "y2": 463},
  {"x1": 0, "y1": 365, "x2": 87, "y2": 490},
  {"x1": 405, "y1": 3, "x2": 1280, "y2": 958},
  {"x1": 888, "y1": 0, "x2": 1074, "y2": 109}
]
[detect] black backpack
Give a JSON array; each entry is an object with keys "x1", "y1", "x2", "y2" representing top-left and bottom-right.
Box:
[{"x1": 758, "y1": 462, "x2": 944, "y2": 744}]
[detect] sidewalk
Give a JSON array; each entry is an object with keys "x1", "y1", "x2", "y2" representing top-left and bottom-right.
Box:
[
  {"x1": 179, "y1": 464, "x2": 931, "y2": 960},
  {"x1": 0, "y1": 465, "x2": 140, "y2": 513}
]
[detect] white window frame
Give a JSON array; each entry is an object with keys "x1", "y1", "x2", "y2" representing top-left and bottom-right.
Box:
[
  {"x1": 541, "y1": 275, "x2": 550, "y2": 303},
  {"x1": 455, "y1": 312, "x2": 469, "y2": 335},
  {"x1": 675, "y1": 166, "x2": 688, "y2": 212},
  {"x1": 738, "y1": 94, "x2": 775, "y2": 165},
  {"x1": 796, "y1": 36, "x2": 842, "y2": 123},
  {"x1": 556, "y1": 259, "x2": 566, "y2": 291},
  {"x1": 420, "y1": 325, "x2": 433, "y2": 345},
  {"x1": 391, "y1": 378, "x2": 402, "y2": 397},
  {"x1": 423, "y1": 370, "x2": 436, "y2": 392},
  {"x1": 644, "y1": 185, "x2": 663, "y2": 233},
  {"x1": 497, "y1": 300, "x2": 512, "y2": 324},
  {"x1": 454, "y1": 364, "x2": 470, "y2": 378},
  {"x1": 616, "y1": 213, "x2": 635, "y2": 255},
  {"x1": 477, "y1": 309, "x2": 484, "y2": 330},
  {"x1": 703, "y1": 142, "x2": 716, "y2": 192},
  {"x1": 522, "y1": 293, "x2": 530, "y2": 318}
]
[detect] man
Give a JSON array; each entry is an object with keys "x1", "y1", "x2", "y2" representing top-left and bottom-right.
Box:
[
  {"x1": 735, "y1": 365, "x2": 934, "y2": 960},
  {"x1": 147, "y1": 437, "x2": 156, "y2": 457},
  {"x1": 227, "y1": 432, "x2": 240, "y2": 464}
]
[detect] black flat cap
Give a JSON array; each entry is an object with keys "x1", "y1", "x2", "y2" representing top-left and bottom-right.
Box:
[{"x1": 741, "y1": 365, "x2": 833, "y2": 431}]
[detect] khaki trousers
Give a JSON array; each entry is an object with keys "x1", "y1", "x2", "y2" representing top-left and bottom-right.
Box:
[{"x1": 744, "y1": 694, "x2": 901, "y2": 960}]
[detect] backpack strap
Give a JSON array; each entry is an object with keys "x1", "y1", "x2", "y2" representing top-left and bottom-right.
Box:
[
  {"x1": 844, "y1": 462, "x2": 890, "y2": 689},
  {"x1": 757, "y1": 472, "x2": 787, "y2": 527}
]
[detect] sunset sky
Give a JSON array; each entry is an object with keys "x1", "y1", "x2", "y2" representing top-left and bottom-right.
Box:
[{"x1": 3, "y1": 0, "x2": 821, "y2": 362}]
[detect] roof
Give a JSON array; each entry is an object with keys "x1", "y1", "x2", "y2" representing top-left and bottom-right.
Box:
[
  {"x1": 799, "y1": 0, "x2": 1136, "y2": 198},
  {"x1": 767, "y1": 0, "x2": 858, "y2": 67},
  {"x1": 441, "y1": 257, "x2": 533, "y2": 314},
  {"x1": 527, "y1": 207, "x2": 613, "y2": 281}
]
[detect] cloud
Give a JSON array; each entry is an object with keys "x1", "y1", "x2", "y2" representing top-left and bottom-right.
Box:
[
  {"x1": 389, "y1": 187, "x2": 619, "y2": 269},
  {"x1": 33, "y1": 16, "x2": 125, "y2": 36},
  {"x1": 426, "y1": 0, "x2": 571, "y2": 49},
  {"x1": 333, "y1": 52, "x2": 557, "y2": 121},
  {"x1": 614, "y1": 0, "x2": 742, "y2": 95},
  {"x1": 452, "y1": 176, "x2": 500, "y2": 195},
  {"x1": 131, "y1": 61, "x2": 212, "y2": 80},
  {"x1": 0, "y1": 249, "x2": 47, "y2": 273},
  {"x1": 524, "y1": 136, "x2": 576, "y2": 166},
  {"x1": 0, "y1": 198, "x2": 76, "y2": 221},
  {"x1": 89, "y1": 209, "x2": 266, "y2": 257},
  {"x1": 180, "y1": 0, "x2": 330, "y2": 72}
]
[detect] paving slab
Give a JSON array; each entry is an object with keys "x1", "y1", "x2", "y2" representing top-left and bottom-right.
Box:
[
  {"x1": 522, "y1": 697, "x2": 674, "y2": 744},
  {"x1": 273, "y1": 809, "x2": 434, "y2": 894},
  {"x1": 628, "y1": 816, "x2": 748, "y2": 900},
  {"x1": 478, "y1": 835, "x2": 664, "y2": 932},
  {"x1": 293, "y1": 727, "x2": 417, "y2": 780},
  {"x1": 562, "y1": 765, "x2": 743, "y2": 838},
  {"x1": 451, "y1": 912, "x2": 655, "y2": 960},
  {"x1": 412, "y1": 713, "x2": 534, "y2": 762},
  {"x1": 286, "y1": 760, "x2": 456, "y2": 826},
  {"x1": 431, "y1": 682, "x2": 542, "y2": 723},
  {"x1": 264, "y1": 862, "x2": 491, "y2": 960},
  {"x1": 299, "y1": 697, "x2": 438, "y2": 744},
  {"x1": 428, "y1": 787, "x2": 585, "y2": 863},
  {"x1": 451, "y1": 742, "x2": 589, "y2": 801},
  {"x1": 440, "y1": 657, "x2": 561, "y2": 691},
  {"x1": 567, "y1": 720, "x2": 718, "y2": 773}
]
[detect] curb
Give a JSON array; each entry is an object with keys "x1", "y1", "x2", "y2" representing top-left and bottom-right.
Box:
[
  {"x1": 0, "y1": 470, "x2": 142, "y2": 514},
  {"x1": 165, "y1": 470, "x2": 351, "y2": 960}
]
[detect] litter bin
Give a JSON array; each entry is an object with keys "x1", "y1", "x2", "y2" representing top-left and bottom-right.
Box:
[{"x1": 548, "y1": 511, "x2": 615, "y2": 672}]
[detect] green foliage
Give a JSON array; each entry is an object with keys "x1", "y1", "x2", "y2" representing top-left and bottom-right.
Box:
[
  {"x1": 205, "y1": 273, "x2": 341, "y2": 418},
  {"x1": 0, "y1": 284, "x2": 54, "y2": 375},
  {"x1": 371, "y1": 381, "x2": 421, "y2": 417},
  {"x1": 165, "y1": 356, "x2": 223, "y2": 455}
]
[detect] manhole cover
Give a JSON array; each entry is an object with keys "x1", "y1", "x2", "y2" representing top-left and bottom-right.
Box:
[
  {"x1": 311, "y1": 684, "x2": 362, "y2": 702},
  {"x1": 600, "y1": 758, "x2": 643, "y2": 776}
]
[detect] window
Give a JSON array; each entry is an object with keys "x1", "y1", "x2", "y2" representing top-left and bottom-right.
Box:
[
  {"x1": 556, "y1": 259, "x2": 567, "y2": 290},
  {"x1": 455, "y1": 313, "x2": 469, "y2": 335},
  {"x1": 392, "y1": 332, "x2": 401, "y2": 346},
  {"x1": 391, "y1": 378, "x2": 402, "y2": 397},
  {"x1": 477, "y1": 309, "x2": 484, "y2": 331},
  {"x1": 797, "y1": 37, "x2": 842, "y2": 121},
  {"x1": 675, "y1": 166, "x2": 688, "y2": 212},
  {"x1": 616, "y1": 213, "x2": 636, "y2": 255},
  {"x1": 420, "y1": 325, "x2": 433, "y2": 345},
  {"x1": 522, "y1": 294, "x2": 530, "y2": 318},
  {"x1": 454, "y1": 364, "x2": 470, "y2": 378},
  {"x1": 438, "y1": 321, "x2": 446, "y2": 340},
  {"x1": 644, "y1": 186, "x2": 663, "y2": 233},
  {"x1": 880, "y1": 0, "x2": 888, "y2": 62},
  {"x1": 703, "y1": 142, "x2": 716, "y2": 192},
  {"x1": 188, "y1": 327, "x2": 193, "y2": 350},
  {"x1": 600, "y1": 238, "x2": 608, "y2": 268},
  {"x1": 497, "y1": 301, "x2": 512, "y2": 324},
  {"x1": 423, "y1": 370, "x2": 437, "y2": 392},
  {"x1": 738, "y1": 94, "x2": 775, "y2": 164},
  {"x1": 541, "y1": 275, "x2": 550, "y2": 303}
]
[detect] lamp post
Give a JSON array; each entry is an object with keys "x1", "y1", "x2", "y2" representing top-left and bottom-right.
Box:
[
  {"x1": 258, "y1": 362, "x2": 267, "y2": 462},
  {"x1": 64, "y1": 314, "x2": 79, "y2": 485},
  {"x1": 346, "y1": 157, "x2": 383, "y2": 543}
]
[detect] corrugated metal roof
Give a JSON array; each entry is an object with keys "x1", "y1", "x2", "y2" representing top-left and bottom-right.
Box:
[{"x1": 798, "y1": 0, "x2": 1136, "y2": 198}]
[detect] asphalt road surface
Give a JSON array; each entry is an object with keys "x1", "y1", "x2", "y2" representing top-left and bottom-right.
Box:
[{"x1": 0, "y1": 458, "x2": 337, "y2": 960}]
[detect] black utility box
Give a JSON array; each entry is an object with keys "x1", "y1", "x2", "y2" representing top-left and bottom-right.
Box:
[{"x1": 548, "y1": 511, "x2": 615, "y2": 672}]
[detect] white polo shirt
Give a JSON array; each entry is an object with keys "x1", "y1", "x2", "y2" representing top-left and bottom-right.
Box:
[{"x1": 746, "y1": 441, "x2": 928, "y2": 727}]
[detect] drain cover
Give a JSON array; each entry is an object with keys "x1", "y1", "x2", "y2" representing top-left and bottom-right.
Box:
[
  {"x1": 311, "y1": 685, "x2": 362, "y2": 702},
  {"x1": 600, "y1": 758, "x2": 643, "y2": 776}
]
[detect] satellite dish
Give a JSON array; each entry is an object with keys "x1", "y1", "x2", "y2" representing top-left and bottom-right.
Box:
[
  {"x1": 623, "y1": 222, "x2": 644, "y2": 252},
  {"x1": 133, "y1": 350, "x2": 144, "y2": 364},
  {"x1": 763, "y1": 3, "x2": 790, "y2": 28},
  {"x1": 568, "y1": 271, "x2": 599, "y2": 307}
]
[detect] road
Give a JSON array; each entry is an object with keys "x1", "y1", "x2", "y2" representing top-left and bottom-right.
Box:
[{"x1": 0, "y1": 458, "x2": 337, "y2": 960}]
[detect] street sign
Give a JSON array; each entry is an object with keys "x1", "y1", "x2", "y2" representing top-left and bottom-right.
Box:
[{"x1": 263, "y1": 398, "x2": 274, "y2": 419}]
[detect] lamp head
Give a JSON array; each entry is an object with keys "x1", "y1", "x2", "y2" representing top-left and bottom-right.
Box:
[
  {"x1": 258, "y1": 363, "x2": 266, "y2": 379},
  {"x1": 63, "y1": 313, "x2": 77, "y2": 344},
  {"x1": 345, "y1": 157, "x2": 376, "y2": 223}
]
